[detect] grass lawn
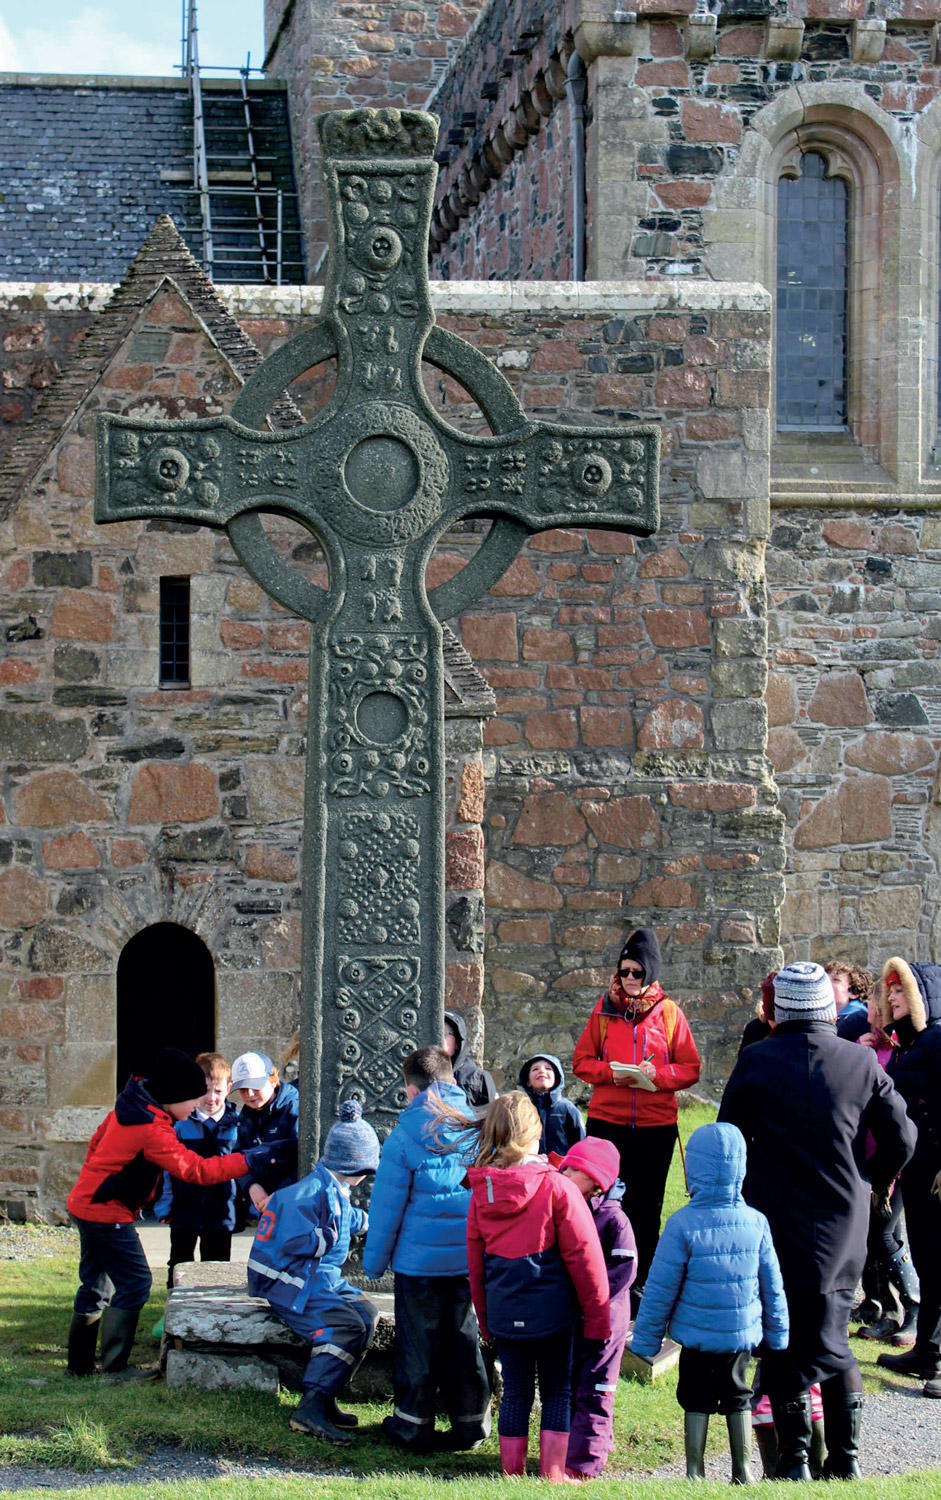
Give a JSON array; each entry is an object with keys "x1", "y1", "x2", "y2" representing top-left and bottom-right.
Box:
[{"x1": 1, "y1": 1103, "x2": 938, "y2": 1498}]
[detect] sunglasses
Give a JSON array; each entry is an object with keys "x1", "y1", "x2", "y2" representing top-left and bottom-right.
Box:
[{"x1": 619, "y1": 964, "x2": 644, "y2": 979}]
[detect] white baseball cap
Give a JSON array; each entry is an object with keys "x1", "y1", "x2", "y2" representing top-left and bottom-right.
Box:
[{"x1": 230, "y1": 1052, "x2": 274, "y2": 1090}]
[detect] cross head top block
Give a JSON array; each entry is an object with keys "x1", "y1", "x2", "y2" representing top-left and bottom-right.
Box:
[{"x1": 95, "y1": 108, "x2": 660, "y2": 1158}]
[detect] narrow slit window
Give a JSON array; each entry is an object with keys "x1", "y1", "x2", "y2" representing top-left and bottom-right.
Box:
[
  {"x1": 159, "y1": 577, "x2": 191, "y2": 686},
  {"x1": 776, "y1": 151, "x2": 849, "y2": 430}
]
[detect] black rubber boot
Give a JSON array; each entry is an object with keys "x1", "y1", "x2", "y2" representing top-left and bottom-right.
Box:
[
  {"x1": 726, "y1": 1410, "x2": 754, "y2": 1485},
  {"x1": 755, "y1": 1425, "x2": 778, "y2": 1479},
  {"x1": 325, "y1": 1395, "x2": 358, "y2": 1429},
  {"x1": 290, "y1": 1389, "x2": 353, "y2": 1445},
  {"x1": 771, "y1": 1393, "x2": 813, "y2": 1481},
  {"x1": 821, "y1": 1388, "x2": 864, "y2": 1480},
  {"x1": 886, "y1": 1247, "x2": 920, "y2": 1346},
  {"x1": 66, "y1": 1313, "x2": 100, "y2": 1377},
  {"x1": 99, "y1": 1306, "x2": 156, "y2": 1384},
  {"x1": 684, "y1": 1412, "x2": 709, "y2": 1480},
  {"x1": 878, "y1": 1345, "x2": 941, "y2": 1379}
]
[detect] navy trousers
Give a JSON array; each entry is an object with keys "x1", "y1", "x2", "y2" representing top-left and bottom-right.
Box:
[
  {"x1": 72, "y1": 1217, "x2": 153, "y2": 1315},
  {"x1": 277, "y1": 1283, "x2": 377, "y2": 1396}
]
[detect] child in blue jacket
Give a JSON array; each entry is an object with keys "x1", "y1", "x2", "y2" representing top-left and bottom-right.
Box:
[
  {"x1": 155, "y1": 1052, "x2": 239, "y2": 1287},
  {"x1": 631, "y1": 1122, "x2": 788, "y2": 1483},
  {"x1": 362, "y1": 1047, "x2": 491, "y2": 1453},
  {"x1": 518, "y1": 1053, "x2": 586, "y2": 1157},
  {"x1": 248, "y1": 1099, "x2": 379, "y2": 1445}
]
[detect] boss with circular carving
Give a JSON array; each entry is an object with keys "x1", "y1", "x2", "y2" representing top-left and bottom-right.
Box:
[{"x1": 317, "y1": 401, "x2": 450, "y2": 546}]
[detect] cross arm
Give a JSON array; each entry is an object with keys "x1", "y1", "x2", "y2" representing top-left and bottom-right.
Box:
[
  {"x1": 439, "y1": 420, "x2": 661, "y2": 540},
  {"x1": 94, "y1": 411, "x2": 323, "y2": 531}
]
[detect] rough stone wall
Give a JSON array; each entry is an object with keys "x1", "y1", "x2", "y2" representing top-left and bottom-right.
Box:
[
  {"x1": 1, "y1": 295, "x2": 104, "y2": 463},
  {"x1": 767, "y1": 504, "x2": 941, "y2": 968},
  {"x1": 262, "y1": 0, "x2": 483, "y2": 276}
]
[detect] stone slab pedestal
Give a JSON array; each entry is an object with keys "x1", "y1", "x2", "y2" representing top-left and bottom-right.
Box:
[
  {"x1": 163, "y1": 1261, "x2": 394, "y2": 1397},
  {"x1": 620, "y1": 1331, "x2": 681, "y2": 1384}
]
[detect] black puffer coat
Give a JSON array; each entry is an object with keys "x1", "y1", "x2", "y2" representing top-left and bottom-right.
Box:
[
  {"x1": 718, "y1": 1020, "x2": 915, "y2": 1294},
  {"x1": 445, "y1": 1010, "x2": 497, "y2": 1112}
]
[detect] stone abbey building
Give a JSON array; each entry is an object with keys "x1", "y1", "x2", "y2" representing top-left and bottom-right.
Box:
[{"x1": 2, "y1": 0, "x2": 941, "y2": 1214}]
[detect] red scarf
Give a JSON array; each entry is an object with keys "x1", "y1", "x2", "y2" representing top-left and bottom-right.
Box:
[{"x1": 607, "y1": 973, "x2": 666, "y2": 1018}]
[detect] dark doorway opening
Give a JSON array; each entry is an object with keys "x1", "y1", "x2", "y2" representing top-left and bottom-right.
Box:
[{"x1": 116, "y1": 923, "x2": 216, "y2": 1090}]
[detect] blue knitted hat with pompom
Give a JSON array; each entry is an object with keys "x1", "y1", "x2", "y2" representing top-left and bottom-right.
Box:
[{"x1": 321, "y1": 1098, "x2": 380, "y2": 1176}]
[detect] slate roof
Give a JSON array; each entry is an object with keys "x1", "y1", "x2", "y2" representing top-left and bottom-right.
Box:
[{"x1": 0, "y1": 75, "x2": 305, "y2": 285}]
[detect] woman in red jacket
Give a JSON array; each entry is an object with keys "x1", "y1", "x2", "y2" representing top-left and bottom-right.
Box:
[
  {"x1": 572, "y1": 927, "x2": 701, "y2": 1306},
  {"x1": 66, "y1": 1047, "x2": 281, "y2": 1384}
]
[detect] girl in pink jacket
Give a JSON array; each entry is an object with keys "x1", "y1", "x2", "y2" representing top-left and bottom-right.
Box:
[{"x1": 436, "y1": 1090, "x2": 609, "y2": 1483}]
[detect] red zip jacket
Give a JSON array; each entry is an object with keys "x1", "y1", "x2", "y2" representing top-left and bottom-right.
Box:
[
  {"x1": 67, "y1": 1076, "x2": 250, "y2": 1224},
  {"x1": 572, "y1": 993, "x2": 701, "y2": 1129},
  {"x1": 466, "y1": 1157, "x2": 610, "y2": 1343}
]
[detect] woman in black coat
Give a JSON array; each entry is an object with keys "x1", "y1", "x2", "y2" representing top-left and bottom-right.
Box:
[{"x1": 874, "y1": 958, "x2": 941, "y2": 1399}]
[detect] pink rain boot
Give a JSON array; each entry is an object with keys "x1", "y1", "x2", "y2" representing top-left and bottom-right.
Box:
[
  {"x1": 540, "y1": 1430, "x2": 577, "y2": 1483},
  {"x1": 499, "y1": 1434, "x2": 528, "y2": 1476}
]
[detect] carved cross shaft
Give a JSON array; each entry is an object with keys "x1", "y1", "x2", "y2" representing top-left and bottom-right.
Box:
[{"x1": 95, "y1": 108, "x2": 660, "y2": 1159}]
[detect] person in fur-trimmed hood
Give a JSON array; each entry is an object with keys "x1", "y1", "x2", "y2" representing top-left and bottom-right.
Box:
[{"x1": 873, "y1": 958, "x2": 941, "y2": 1399}]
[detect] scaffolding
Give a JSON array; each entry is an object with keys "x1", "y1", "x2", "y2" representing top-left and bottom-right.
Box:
[{"x1": 174, "y1": 0, "x2": 301, "y2": 284}]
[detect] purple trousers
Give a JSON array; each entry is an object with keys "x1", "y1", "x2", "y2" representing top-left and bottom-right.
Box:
[{"x1": 565, "y1": 1299, "x2": 632, "y2": 1477}]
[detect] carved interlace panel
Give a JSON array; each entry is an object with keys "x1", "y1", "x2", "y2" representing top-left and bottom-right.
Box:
[{"x1": 335, "y1": 954, "x2": 421, "y2": 1116}]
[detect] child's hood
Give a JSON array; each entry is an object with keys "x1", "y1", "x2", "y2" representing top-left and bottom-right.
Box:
[
  {"x1": 466, "y1": 1157, "x2": 553, "y2": 1217},
  {"x1": 114, "y1": 1075, "x2": 168, "y2": 1127},
  {"x1": 518, "y1": 1053, "x2": 565, "y2": 1100},
  {"x1": 685, "y1": 1122, "x2": 747, "y2": 1202},
  {"x1": 444, "y1": 1009, "x2": 469, "y2": 1069}
]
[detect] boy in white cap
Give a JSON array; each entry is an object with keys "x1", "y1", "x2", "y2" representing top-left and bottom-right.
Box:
[
  {"x1": 232, "y1": 1050, "x2": 299, "y2": 1216},
  {"x1": 248, "y1": 1099, "x2": 380, "y2": 1445}
]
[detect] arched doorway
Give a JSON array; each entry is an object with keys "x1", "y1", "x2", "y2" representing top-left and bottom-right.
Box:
[{"x1": 116, "y1": 923, "x2": 216, "y2": 1089}]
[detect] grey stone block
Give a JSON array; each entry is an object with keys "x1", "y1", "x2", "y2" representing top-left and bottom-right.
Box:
[{"x1": 165, "y1": 1348, "x2": 280, "y2": 1393}]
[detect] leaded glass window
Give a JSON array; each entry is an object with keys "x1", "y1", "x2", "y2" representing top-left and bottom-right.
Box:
[
  {"x1": 159, "y1": 576, "x2": 191, "y2": 686},
  {"x1": 776, "y1": 152, "x2": 848, "y2": 429}
]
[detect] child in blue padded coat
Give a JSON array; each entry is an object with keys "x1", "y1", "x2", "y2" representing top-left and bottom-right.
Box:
[
  {"x1": 363, "y1": 1047, "x2": 491, "y2": 1453},
  {"x1": 631, "y1": 1121, "x2": 788, "y2": 1484},
  {"x1": 518, "y1": 1053, "x2": 585, "y2": 1157},
  {"x1": 248, "y1": 1100, "x2": 379, "y2": 1446}
]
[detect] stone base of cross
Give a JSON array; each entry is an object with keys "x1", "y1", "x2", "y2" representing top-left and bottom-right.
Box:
[{"x1": 95, "y1": 108, "x2": 660, "y2": 1162}]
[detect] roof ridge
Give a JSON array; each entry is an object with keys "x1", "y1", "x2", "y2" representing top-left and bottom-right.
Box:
[{"x1": 0, "y1": 215, "x2": 301, "y2": 517}]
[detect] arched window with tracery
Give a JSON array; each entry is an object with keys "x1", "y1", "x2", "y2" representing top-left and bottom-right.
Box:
[{"x1": 776, "y1": 151, "x2": 849, "y2": 429}]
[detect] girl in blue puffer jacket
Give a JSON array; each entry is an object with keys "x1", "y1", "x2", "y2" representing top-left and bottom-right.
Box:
[{"x1": 631, "y1": 1121, "x2": 788, "y2": 1483}]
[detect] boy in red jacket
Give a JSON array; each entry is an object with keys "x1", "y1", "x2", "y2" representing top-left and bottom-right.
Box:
[{"x1": 66, "y1": 1047, "x2": 281, "y2": 1383}]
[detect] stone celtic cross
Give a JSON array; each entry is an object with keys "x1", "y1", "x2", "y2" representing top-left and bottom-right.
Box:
[{"x1": 95, "y1": 109, "x2": 660, "y2": 1161}]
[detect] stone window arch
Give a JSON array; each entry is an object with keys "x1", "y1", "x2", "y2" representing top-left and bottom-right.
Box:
[{"x1": 768, "y1": 119, "x2": 893, "y2": 457}]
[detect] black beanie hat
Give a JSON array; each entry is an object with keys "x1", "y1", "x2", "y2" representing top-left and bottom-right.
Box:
[
  {"x1": 145, "y1": 1047, "x2": 208, "y2": 1106},
  {"x1": 618, "y1": 927, "x2": 662, "y2": 986}
]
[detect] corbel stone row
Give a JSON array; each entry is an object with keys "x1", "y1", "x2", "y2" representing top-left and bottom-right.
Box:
[
  {"x1": 428, "y1": 38, "x2": 577, "y2": 254},
  {"x1": 428, "y1": 5, "x2": 642, "y2": 256}
]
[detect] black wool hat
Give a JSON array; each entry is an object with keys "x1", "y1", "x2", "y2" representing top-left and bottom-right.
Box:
[
  {"x1": 618, "y1": 927, "x2": 662, "y2": 986},
  {"x1": 145, "y1": 1047, "x2": 208, "y2": 1106}
]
